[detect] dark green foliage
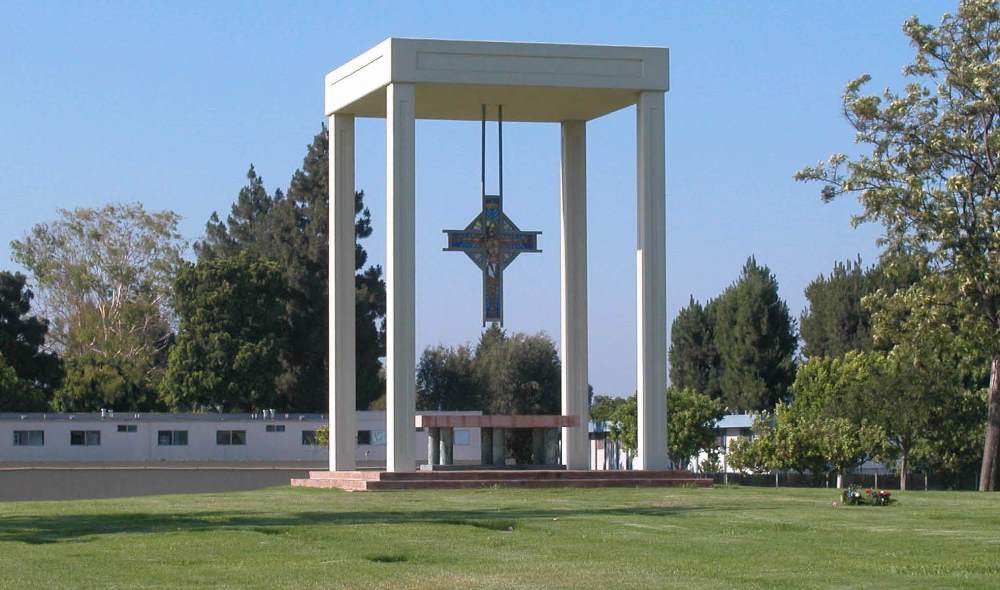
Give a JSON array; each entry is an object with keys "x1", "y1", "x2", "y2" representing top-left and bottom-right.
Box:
[
  {"x1": 416, "y1": 345, "x2": 478, "y2": 411},
  {"x1": 800, "y1": 256, "x2": 922, "y2": 358},
  {"x1": 0, "y1": 354, "x2": 47, "y2": 411},
  {"x1": 712, "y1": 257, "x2": 797, "y2": 411},
  {"x1": 669, "y1": 296, "x2": 720, "y2": 398},
  {"x1": 160, "y1": 254, "x2": 287, "y2": 412},
  {"x1": 196, "y1": 165, "x2": 274, "y2": 261},
  {"x1": 0, "y1": 271, "x2": 61, "y2": 409},
  {"x1": 53, "y1": 353, "x2": 157, "y2": 412},
  {"x1": 473, "y1": 326, "x2": 560, "y2": 416},
  {"x1": 195, "y1": 128, "x2": 386, "y2": 411},
  {"x1": 669, "y1": 258, "x2": 796, "y2": 411},
  {"x1": 800, "y1": 258, "x2": 874, "y2": 358}
]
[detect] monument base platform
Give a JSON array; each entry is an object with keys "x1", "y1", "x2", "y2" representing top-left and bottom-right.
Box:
[
  {"x1": 418, "y1": 463, "x2": 567, "y2": 472},
  {"x1": 291, "y1": 469, "x2": 712, "y2": 491}
]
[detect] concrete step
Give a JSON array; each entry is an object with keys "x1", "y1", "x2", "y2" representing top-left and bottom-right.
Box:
[
  {"x1": 306, "y1": 469, "x2": 696, "y2": 482},
  {"x1": 292, "y1": 472, "x2": 712, "y2": 491},
  {"x1": 363, "y1": 477, "x2": 711, "y2": 491}
]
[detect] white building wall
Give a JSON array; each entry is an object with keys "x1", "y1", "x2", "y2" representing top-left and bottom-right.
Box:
[{"x1": 0, "y1": 411, "x2": 480, "y2": 466}]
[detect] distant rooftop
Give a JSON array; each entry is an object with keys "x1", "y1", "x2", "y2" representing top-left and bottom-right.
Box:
[{"x1": 716, "y1": 414, "x2": 755, "y2": 429}]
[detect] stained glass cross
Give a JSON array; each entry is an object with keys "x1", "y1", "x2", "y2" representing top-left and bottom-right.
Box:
[{"x1": 444, "y1": 193, "x2": 541, "y2": 326}]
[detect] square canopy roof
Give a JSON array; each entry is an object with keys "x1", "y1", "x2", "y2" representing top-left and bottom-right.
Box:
[{"x1": 325, "y1": 38, "x2": 669, "y2": 122}]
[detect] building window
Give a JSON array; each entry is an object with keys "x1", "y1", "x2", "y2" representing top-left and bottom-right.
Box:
[
  {"x1": 357, "y1": 430, "x2": 372, "y2": 445},
  {"x1": 158, "y1": 430, "x2": 188, "y2": 446},
  {"x1": 371, "y1": 430, "x2": 386, "y2": 446},
  {"x1": 454, "y1": 429, "x2": 471, "y2": 446},
  {"x1": 117, "y1": 424, "x2": 138, "y2": 433},
  {"x1": 13, "y1": 430, "x2": 44, "y2": 446},
  {"x1": 302, "y1": 430, "x2": 318, "y2": 446},
  {"x1": 216, "y1": 430, "x2": 246, "y2": 446},
  {"x1": 70, "y1": 430, "x2": 101, "y2": 446},
  {"x1": 266, "y1": 424, "x2": 286, "y2": 433}
]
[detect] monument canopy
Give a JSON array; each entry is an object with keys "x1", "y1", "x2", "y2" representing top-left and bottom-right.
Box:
[{"x1": 324, "y1": 38, "x2": 669, "y2": 122}]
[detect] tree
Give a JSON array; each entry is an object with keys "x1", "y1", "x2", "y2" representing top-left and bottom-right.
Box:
[
  {"x1": 159, "y1": 253, "x2": 287, "y2": 412},
  {"x1": 602, "y1": 388, "x2": 724, "y2": 468},
  {"x1": 800, "y1": 259, "x2": 875, "y2": 358},
  {"x1": 11, "y1": 203, "x2": 184, "y2": 406},
  {"x1": 52, "y1": 353, "x2": 156, "y2": 412},
  {"x1": 666, "y1": 387, "x2": 726, "y2": 469},
  {"x1": 712, "y1": 257, "x2": 797, "y2": 411},
  {"x1": 801, "y1": 257, "x2": 924, "y2": 359},
  {"x1": 196, "y1": 166, "x2": 274, "y2": 261},
  {"x1": 590, "y1": 394, "x2": 627, "y2": 422},
  {"x1": 416, "y1": 344, "x2": 478, "y2": 411},
  {"x1": 609, "y1": 394, "x2": 639, "y2": 458},
  {"x1": 819, "y1": 417, "x2": 888, "y2": 489},
  {"x1": 792, "y1": 351, "x2": 942, "y2": 490},
  {"x1": 0, "y1": 271, "x2": 61, "y2": 409},
  {"x1": 473, "y1": 326, "x2": 561, "y2": 416},
  {"x1": 196, "y1": 129, "x2": 386, "y2": 411},
  {"x1": 415, "y1": 327, "x2": 561, "y2": 462},
  {"x1": 796, "y1": 0, "x2": 1000, "y2": 490},
  {"x1": 728, "y1": 404, "x2": 886, "y2": 486},
  {"x1": 669, "y1": 296, "x2": 720, "y2": 398},
  {"x1": 0, "y1": 354, "x2": 47, "y2": 411}
]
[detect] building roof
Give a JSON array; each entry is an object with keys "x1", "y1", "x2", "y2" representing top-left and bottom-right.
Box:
[{"x1": 716, "y1": 414, "x2": 755, "y2": 429}]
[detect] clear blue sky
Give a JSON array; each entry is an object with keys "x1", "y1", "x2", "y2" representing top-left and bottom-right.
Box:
[{"x1": 0, "y1": 1, "x2": 957, "y2": 396}]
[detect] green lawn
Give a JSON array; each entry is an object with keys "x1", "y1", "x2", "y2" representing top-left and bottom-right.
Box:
[{"x1": 1, "y1": 485, "x2": 998, "y2": 589}]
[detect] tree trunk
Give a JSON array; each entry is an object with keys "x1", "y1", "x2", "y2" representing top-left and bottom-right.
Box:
[
  {"x1": 980, "y1": 355, "x2": 1000, "y2": 492},
  {"x1": 900, "y1": 449, "x2": 908, "y2": 492},
  {"x1": 836, "y1": 472, "x2": 843, "y2": 489}
]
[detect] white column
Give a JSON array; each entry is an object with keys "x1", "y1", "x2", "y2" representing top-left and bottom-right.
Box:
[
  {"x1": 329, "y1": 113, "x2": 357, "y2": 471},
  {"x1": 385, "y1": 83, "x2": 417, "y2": 472},
  {"x1": 635, "y1": 91, "x2": 669, "y2": 470},
  {"x1": 560, "y1": 120, "x2": 590, "y2": 470}
]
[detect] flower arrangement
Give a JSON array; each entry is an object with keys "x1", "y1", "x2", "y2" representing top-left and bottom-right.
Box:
[{"x1": 838, "y1": 484, "x2": 893, "y2": 506}]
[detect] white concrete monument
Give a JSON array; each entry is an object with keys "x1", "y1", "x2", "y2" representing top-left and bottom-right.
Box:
[{"x1": 326, "y1": 38, "x2": 669, "y2": 472}]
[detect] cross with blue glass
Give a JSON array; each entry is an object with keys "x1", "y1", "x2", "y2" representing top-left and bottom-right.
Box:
[{"x1": 444, "y1": 105, "x2": 541, "y2": 326}]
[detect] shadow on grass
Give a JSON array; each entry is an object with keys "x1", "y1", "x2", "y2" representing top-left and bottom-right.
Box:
[{"x1": 0, "y1": 503, "x2": 762, "y2": 545}]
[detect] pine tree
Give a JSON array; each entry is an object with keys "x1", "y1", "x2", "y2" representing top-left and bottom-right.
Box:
[
  {"x1": 712, "y1": 257, "x2": 797, "y2": 411},
  {"x1": 0, "y1": 272, "x2": 61, "y2": 408},
  {"x1": 669, "y1": 295, "x2": 720, "y2": 398},
  {"x1": 800, "y1": 258, "x2": 873, "y2": 359},
  {"x1": 195, "y1": 127, "x2": 386, "y2": 411}
]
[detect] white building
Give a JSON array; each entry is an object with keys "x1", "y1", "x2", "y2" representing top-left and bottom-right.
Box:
[{"x1": 0, "y1": 411, "x2": 481, "y2": 467}]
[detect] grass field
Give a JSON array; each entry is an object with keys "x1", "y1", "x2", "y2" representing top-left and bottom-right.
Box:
[{"x1": 1, "y1": 485, "x2": 998, "y2": 589}]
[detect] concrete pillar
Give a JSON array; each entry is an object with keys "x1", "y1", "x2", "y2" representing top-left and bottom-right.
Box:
[
  {"x1": 492, "y1": 428, "x2": 506, "y2": 467},
  {"x1": 440, "y1": 427, "x2": 454, "y2": 466},
  {"x1": 328, "y1": 113, "x2": 356, "y2": 472},
  {"x1": 385, "y1": 83, "x2": 417, "y2": 472},
  {"x1": 532, "y1": 428, "x2": 546, "y2": 465},
  {"x1": 635, "y1": 91, "x2": 669, "y2": 470},
  {"x1": 480, "y1": 427, "x2": 493, "y2": 466},
  {"x1": 560, "y1": 120, "x2": 590, "y2": 470},
  {"x1": 427, "y1": 427, "x2": 440, "y2": 466}
]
